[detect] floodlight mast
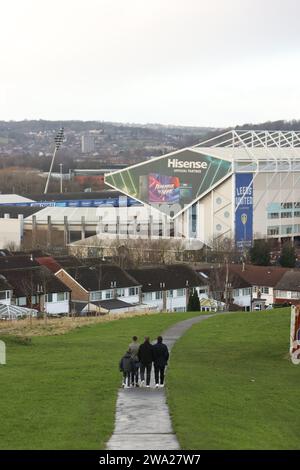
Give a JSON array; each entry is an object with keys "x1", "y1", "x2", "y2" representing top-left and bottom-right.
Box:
[{"x1": 44, "y1": 127, "x2": 64, "y2": 194}]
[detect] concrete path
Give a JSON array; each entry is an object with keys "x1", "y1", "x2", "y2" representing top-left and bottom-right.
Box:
[{"x1": 106, "y1": 314, "x2": 213, "y2": 450}]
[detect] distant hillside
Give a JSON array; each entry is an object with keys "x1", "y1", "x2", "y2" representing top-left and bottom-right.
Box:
[{"x1": 0, "y1": 120, "x2": 214, "y2": 164}]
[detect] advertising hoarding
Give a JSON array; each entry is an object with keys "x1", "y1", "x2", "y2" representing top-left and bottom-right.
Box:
[
  {"x1": 235, "y1": 173, "x2": 253, "y2": 249},
  {"x1": 290, "y1": 305, "x2": 300, "y2": 365},
  {"x1": 105, "y1": 149, "x2": 232, "y2": 217}
]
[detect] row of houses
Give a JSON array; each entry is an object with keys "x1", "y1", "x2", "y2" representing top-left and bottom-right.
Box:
[
  {"x1": 204, "y1": 264, "x2": 300, "y2": 310},
  {"x1": 0, "y1": 252, "x2": 299, "y2": 318},
  {"x1": 0, "y1": 253, "x2": 212, "y2": 317}
]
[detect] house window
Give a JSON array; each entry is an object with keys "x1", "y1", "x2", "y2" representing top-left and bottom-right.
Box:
[
  {"x1": 242, "y1": 288, "x2": 251, "y2": 296},
  {"x1": 0, "y1": 291, "x2": 6, "y2": 300},
  {"x1": 17, "y1": 297, "x2": 27, "y2": 306},
  {"x1": 129, "y1": 287, "x2": 139, "y2": 296},
  {"x1": 199, "y1": 288, "x2": 207, "y2": 294},
  {"x1": 276, "y1": 290, "x2": 288, "y2": 298},
  {"x1": 155, "y1": 291, "x2": 163, "y2": 300},
  {"x1": 177, "y1": 289, "x2": 185, "y2": 297},
  {"x1": 105, "y1": 290, "x2": 113, "y2": 299},
  {"x1": 262, "y1": 287, "x2": 269, "y2": 294},
  {"x1": 90, "y1": 291, "x2": 102, "y2": 301},
  {"x1": 143, "y1": 292, "x2": 153, "y2": 301},
  {"x1": 167, "y1": 290, "x2": 173, "y2": 298},
  {"x1": 233, "y1": 289, "x2": 240, "y2": 297},
  {"x1": 117, "y1": 288, "x2": 126, "y2": 297},
  {"x1": 45, "y1": 293, "x2": 53, "y2": 303},
  {"x1": 57, "y1": 292, "x2": 68, "y2": 302}
]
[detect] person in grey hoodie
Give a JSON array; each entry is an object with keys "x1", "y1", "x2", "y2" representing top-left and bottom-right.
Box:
[{"x1": 129, "y1": 335, "x2": 140, "y2": 387}]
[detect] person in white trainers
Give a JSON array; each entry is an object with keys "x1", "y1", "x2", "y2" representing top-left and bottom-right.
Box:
[
  {"x1": 138, "y1": 337, "x2": 153, "y2": 387},
  {"x1": 129, "y1": 335, "x2": 140, "y2": 387},
  {"x1": 152, "y1": 336, "x2": 169, "y2": 388}
]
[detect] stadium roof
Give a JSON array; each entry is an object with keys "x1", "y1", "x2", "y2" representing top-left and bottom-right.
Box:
[
  {"x1": 194, "y1": 129, "x2": 300, "y2": 149},
  {"x1": 24, "y1": 205, "x2": 162, "y2": 224},
  {"x1": 24, "y1": 190, "x2": 121, "y2": 201},
  {"x1": 192, "y1": 130, "x2": 300, "y2": 165},
  {"x1": 0, "y1": 194, "x2": 34, "y2": 204}
]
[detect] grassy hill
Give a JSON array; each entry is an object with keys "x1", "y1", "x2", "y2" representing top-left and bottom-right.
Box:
[
  {"x1": 167, "y1": 308, "x2": 300, "y2": 450},
  {"x1": 0, "y1": 312, "x2": 197, "y2": 450}
]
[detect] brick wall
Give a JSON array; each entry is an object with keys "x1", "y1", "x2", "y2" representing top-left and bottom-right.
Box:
[{"x1": 56, "y1": 270, "x2": 89, "y2": 302}]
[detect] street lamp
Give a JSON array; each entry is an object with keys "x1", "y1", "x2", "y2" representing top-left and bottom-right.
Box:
[{"x1": 44, "y1": 127, "x2": 64, "y2": 194}]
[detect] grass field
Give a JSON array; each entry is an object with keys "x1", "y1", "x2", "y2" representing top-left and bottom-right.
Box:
[
  {"x1": 0, "y1": 312, "x2": 198, "y2": 450},
  {"x1": 167, "y1": 308, "x2": 300, "y2": 450}
]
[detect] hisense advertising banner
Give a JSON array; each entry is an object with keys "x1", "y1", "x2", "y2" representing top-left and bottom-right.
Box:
[
  {"x1": 235, "y1": 173, "x2": 253, "y2": 249},
  {"x1": 105, "y1": 149, "x2": 232, "y2": 217}
]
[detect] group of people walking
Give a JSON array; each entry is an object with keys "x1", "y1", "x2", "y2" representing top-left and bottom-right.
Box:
[{"x1": 119, "y1": 336, "x2": 169, "y2": 389}]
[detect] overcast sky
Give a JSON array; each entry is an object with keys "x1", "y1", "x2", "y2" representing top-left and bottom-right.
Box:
[{"x1": 1, "y1": 0, "x2": 300, "y2": 127}]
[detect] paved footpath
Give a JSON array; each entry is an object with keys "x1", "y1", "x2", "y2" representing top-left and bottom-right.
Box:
[{"x1": 106, "y1": 314, "x2": 214, "y2": 450}]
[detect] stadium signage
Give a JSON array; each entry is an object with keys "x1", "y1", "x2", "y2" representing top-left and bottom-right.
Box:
[
  {"x1": 235, "y1": 173, "x2": 253, "y2": 250},
  {"x1": 105, "y1": 149, "x2": 232, "y2": 218},
  {"x1": 167, "y1": 158, "x2": 208, "y2": 170}
]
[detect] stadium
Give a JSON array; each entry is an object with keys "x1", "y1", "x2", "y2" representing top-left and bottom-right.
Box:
[
  {"x1": 2, "y1": 129, "x2": 300, "y2": 251},
  {"x1": 104, "y1": 129, "x2": 300, "y2": 249}
]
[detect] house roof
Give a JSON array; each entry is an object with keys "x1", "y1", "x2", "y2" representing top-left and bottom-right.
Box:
[
  {"x1": 228, "y1": 264, "x2": 289, "y2": 287},
  {"x1": 0, "y1": 274, "x2": 13, "y2": 292},
  {"x1": 0, "y1": 266, "x2": 71, "y2": 297},
  {"x1": 53, "y1": 256, "x2": 84, "y2": 269},
  {"x1": 200, "y1": 264, "x2": 290, "y2": 294},
  {"x1": 36, "y1": 256, "x2": 63, "y2": 274},
  {"x1": 63, "y1": 264, "x2": 140, "y2": 291},
  {"x1": 70, "y1": 298, "x2": 134, "y2": 313},
  {"x1": 275, "y1": 271, "x2": 300, "y2": 292},
  {"x1": 0, "y1": 255, "x2": 40, "y2": 270},
  {"x1": 199, "y1": 266, "x2": 251, "y2": 294},
  {"x1": 90, "y1": 299, "x2": 134, "y2": 310},
  {"x1": 127, "y1": 264, "x2": 206, "y2": 292}
]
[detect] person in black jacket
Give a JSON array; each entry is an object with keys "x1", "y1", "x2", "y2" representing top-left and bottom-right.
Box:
[
  {"x1": 138, "y1": 337, "x2": 153, "y2": 387},
  {"x1": 152, "y1": 336, "x2": 169, "y2": 388}
]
